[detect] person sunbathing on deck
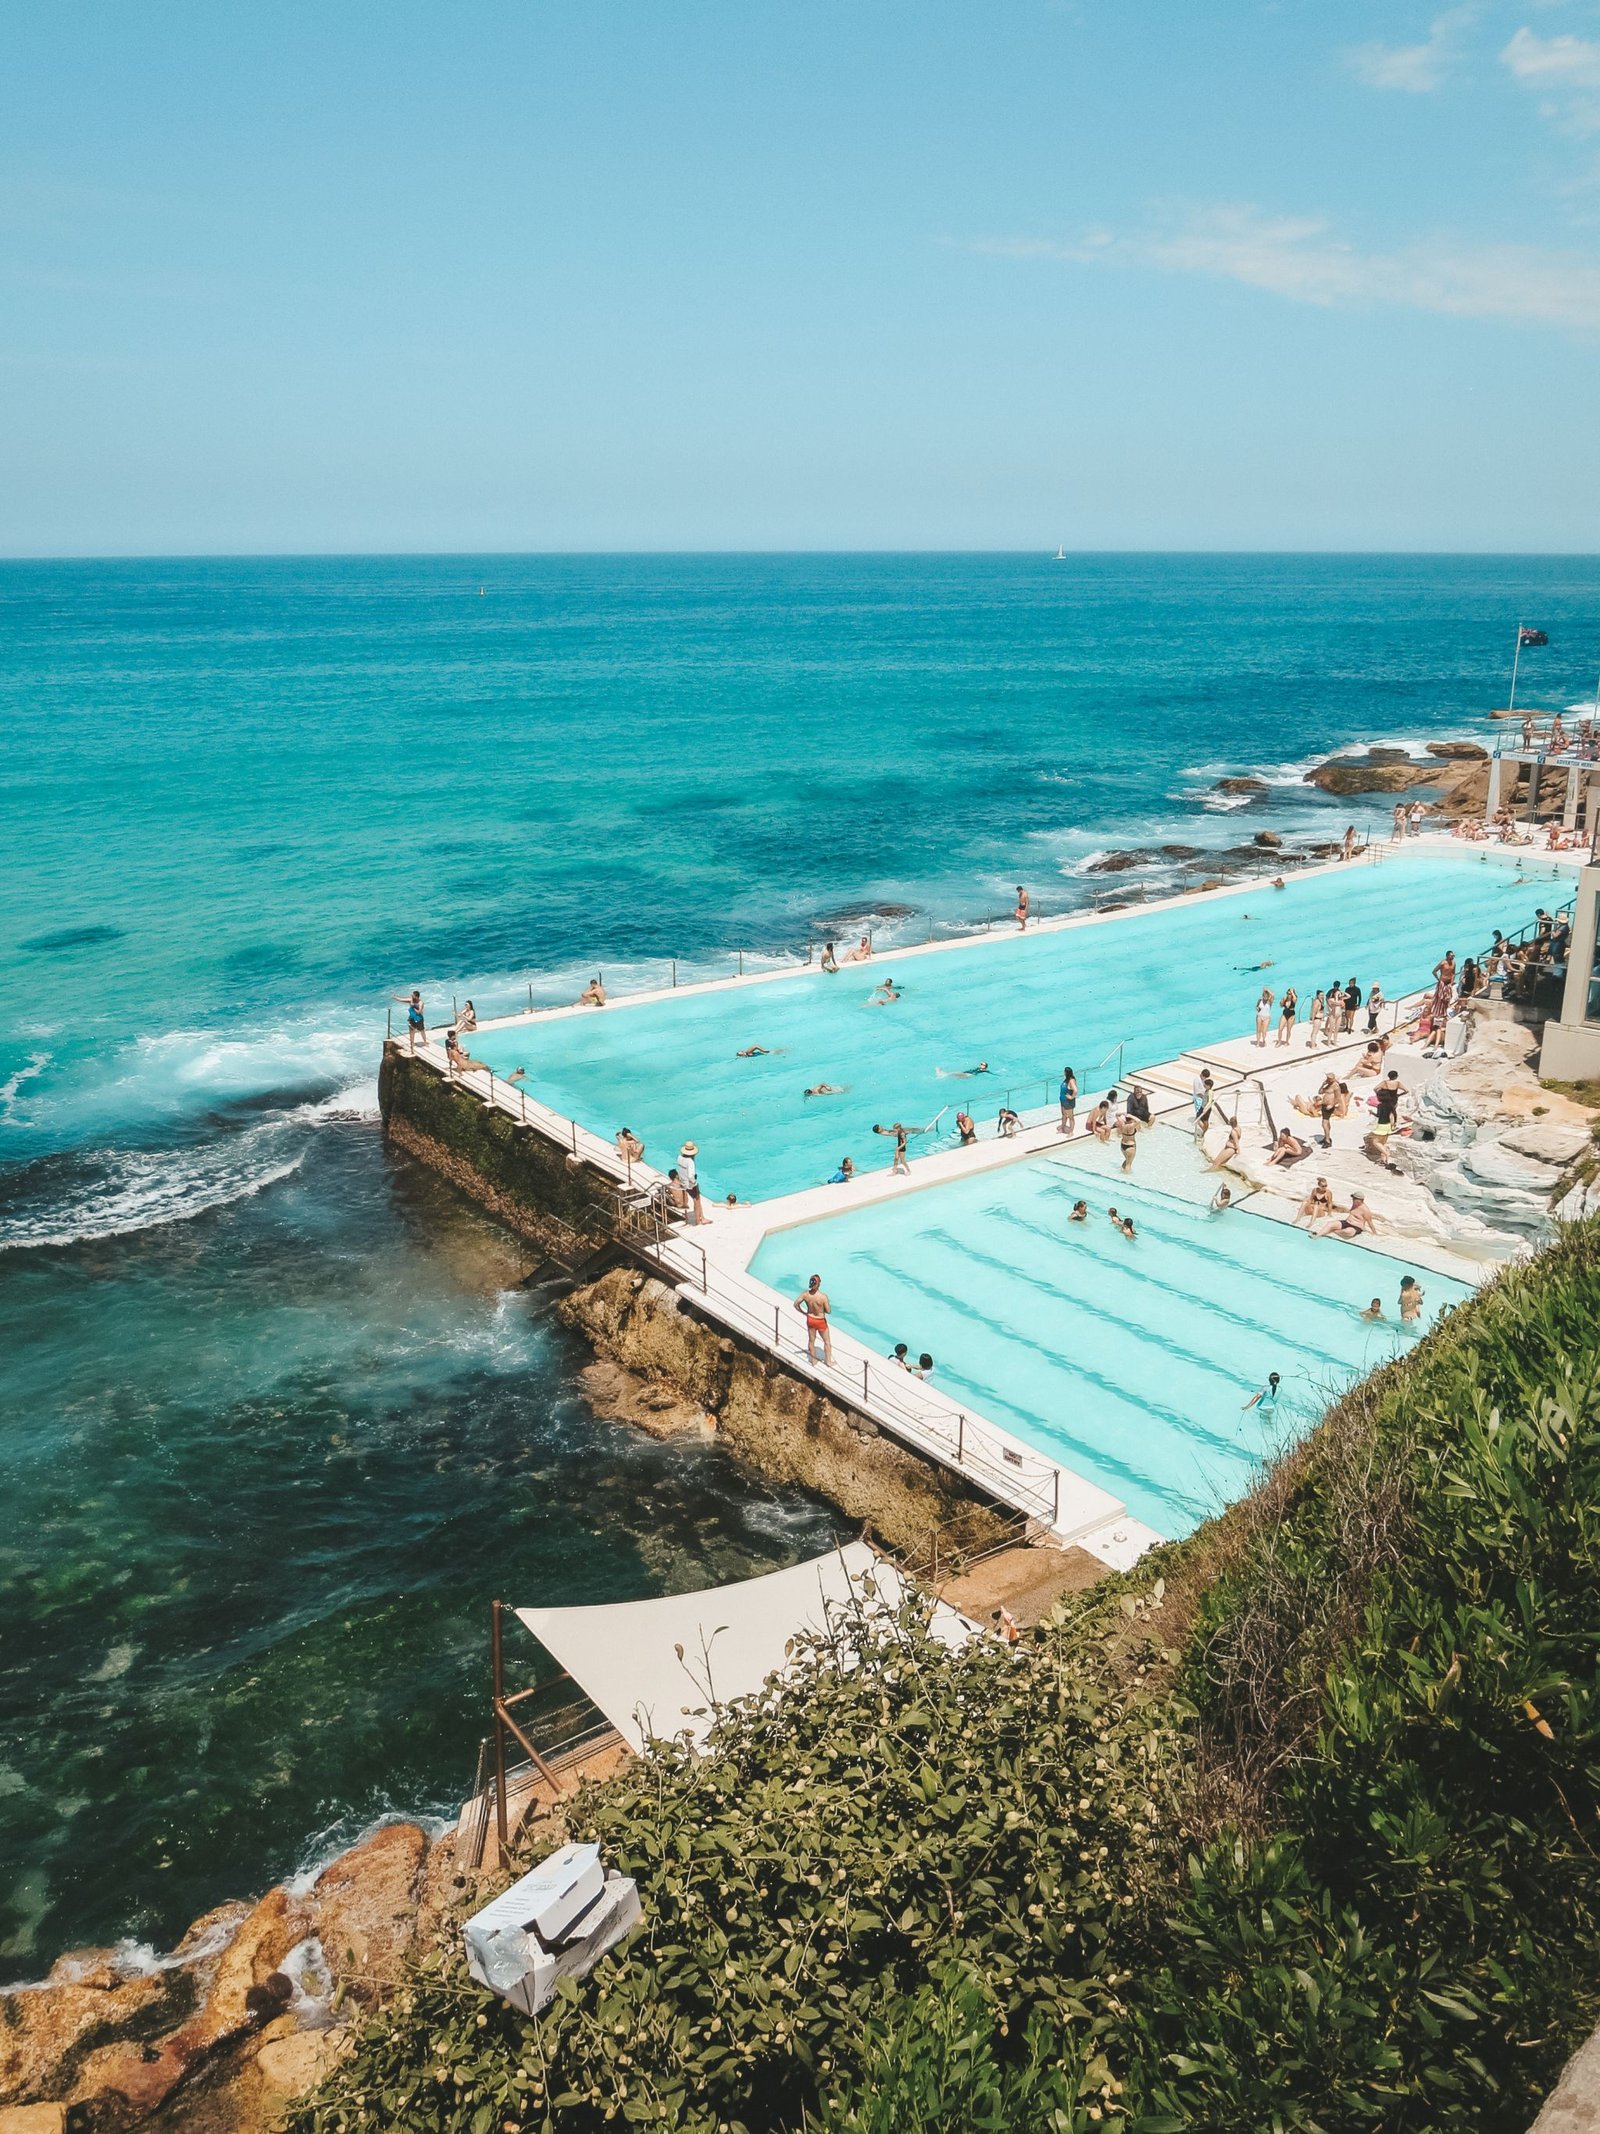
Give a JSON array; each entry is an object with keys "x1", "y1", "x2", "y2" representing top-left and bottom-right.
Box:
[
  {"x1": 1208, "y1": 1121, "x2": 1241, "y2": 1170},
  {"x1": 1312, "y1": 1192, "x2": 1378, "y2": 1239},
  {"x1": 1350, "y1": 1039, "x2": 1388, "y2": 1078},
  {"x1": 1296, "y1": 1176, "x2": 1335, "y2": 1227},
  {"x1": 1266, "y1": 1128, "x2": 1311, "y2": 1166},
  {"x1": 444, "y1": 1030, "x2": 488, "y2": 1075}
]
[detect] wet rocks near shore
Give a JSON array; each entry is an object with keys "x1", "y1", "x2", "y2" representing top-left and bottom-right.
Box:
[
  {"x1": 1303, "y1": 750, "x2": 1444, "y2": 798},
  {"x1": 0, "y1": 1823, "x2": 472, "y2": 2134},
  {"x1": 1212, "y1": 776, "x2": 1267, "y2": 796}
]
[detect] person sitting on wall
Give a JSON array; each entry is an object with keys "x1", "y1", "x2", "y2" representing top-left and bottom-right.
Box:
[
  {"x1": 456, "y1": 1000, "x2": 478, "y2": 1032},
  {"x1": 578, "y1": 977, "x2": 606, "y2": 1006},
  {"x1": 444, "y1": 1029, "x2": 488, "y2": 1075},
  {"x1": 615, "y1": 1126, "x2": 645, "y2": 1163}
]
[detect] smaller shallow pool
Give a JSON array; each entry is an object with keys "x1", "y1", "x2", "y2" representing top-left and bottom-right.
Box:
[{"x1": 749, "y1": 1131, "x2": 1468, "y2": 1537}]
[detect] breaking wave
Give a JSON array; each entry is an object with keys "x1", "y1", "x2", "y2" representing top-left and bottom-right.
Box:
[{"x1": 0, "y1": 1083, "x2": 378, "y2": 1252}]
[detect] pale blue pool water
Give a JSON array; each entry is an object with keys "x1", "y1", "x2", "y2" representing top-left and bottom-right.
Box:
[
  {"x1": 471, "y1": 850, "x2": 1566, "y2": 1204},
  {"x1": 749, "y1": 1131, "x2": 1469, "y2": 1537}
]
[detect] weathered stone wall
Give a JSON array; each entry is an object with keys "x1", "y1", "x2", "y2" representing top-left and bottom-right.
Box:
[
  {"x1": 378, "y1": 1043, "x2": 622, "y2": 1263},
  {"x1": 379, "y1": 1044, "x2": 1012, "y2": 1557},
  {"x1": 560, "y1": 1266, "x2": 1011, "y2": 1561}
]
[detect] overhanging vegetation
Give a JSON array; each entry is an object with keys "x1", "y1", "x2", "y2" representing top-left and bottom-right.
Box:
[{"x1": 291, "y1": 1219, "x2": 1600, "y2": 2134}]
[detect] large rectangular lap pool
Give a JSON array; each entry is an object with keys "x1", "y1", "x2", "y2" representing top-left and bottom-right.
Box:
[
  {"x1": 470, "y1": 848, "x2": 1565, "y2": 1204},
  {"x1": 749, "y1": 1132, "x2": 1469, "y2": 1537}
]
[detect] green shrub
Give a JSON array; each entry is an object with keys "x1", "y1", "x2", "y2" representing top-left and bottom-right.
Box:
[{"x1": 291, "y1": 1221, "x2": 1600, "y2": 2134}]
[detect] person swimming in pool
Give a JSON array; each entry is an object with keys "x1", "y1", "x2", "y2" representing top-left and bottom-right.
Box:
[
  {"x1": 1068, "y1": 1199, "x2": 1089, "y2": 1222},
  {"x1": 1399, "y1": 1275, "x2": 1424, "y2": 1322},
  {"x1": 804, "y1": 1082, "x2": 846, "y2": 1097},
  {"x1": 869, "y1": 978, "x2": 901, "y2": 1004},
  {"x1": 828, "y1": 1157, "x2": 855, "y2": 1183},
  {"x1": 938, "y1": 1062, "x2": 991, "y2": 1078},
  {"x1": 736, "y1": 1046, "x2": 777, "y2": 1057},
  {"x1": 1242, "y1": 1371, "x2": 1281, "y2": 1412},
  {"x1": 1360, "y1": 1297, "x2": 1384, "y2": 1320},
  {"x1": 1210, "y1": 1184, "x2": 1233, "y2": 1211}
]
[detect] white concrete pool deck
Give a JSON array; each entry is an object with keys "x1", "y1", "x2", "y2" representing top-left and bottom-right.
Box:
[{"x1": 402, "y1": 835, "x2": 1577, "y2": 1571}]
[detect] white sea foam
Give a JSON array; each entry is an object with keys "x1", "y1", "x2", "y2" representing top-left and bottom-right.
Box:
[
  {"x1": 0, "y1": 1137, "x2": 309, "y2": 1252},
  {"x1": 0, "y1": 1051, "x2": 51, "y2": 1125}
]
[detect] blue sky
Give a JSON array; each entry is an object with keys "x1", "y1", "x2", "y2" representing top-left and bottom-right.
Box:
[{"x1": 3, "y1": 1, "x2": 1599, "y2": 553}]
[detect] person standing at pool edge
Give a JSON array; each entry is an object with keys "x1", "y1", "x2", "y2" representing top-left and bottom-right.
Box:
[
  {"x1": 1059, "y1": 1066, "x2": 1078, "y2": 1135},
  {"x1": 678, "y1": 1142, "x2": 706, "y2": 1225},
  {"x1": 794, "y1": 1275, "x2": 833, "y2": 1365},
  {"x1": 1015, "y1": 885, "x2": 1029, "y2": 930}
]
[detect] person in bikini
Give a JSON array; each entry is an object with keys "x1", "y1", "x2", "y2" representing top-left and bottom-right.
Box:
[
  {"x1": 1296, "y1": 1176, "x2": 1335, "y2": 1227},
  {"x1": 794, "y1": 1275, "x2": 834, "y2": 1364},
  {"x1": 456, "y1": 1000, "x2": 478, "y2": 1032},
  {"x1": 955, "y1": 1110, "x2": 978, "y2": 1145},
  {"x1": 998, "y1": 1105, "x2": 1022, "y2": 1138},
  {"x1": 1208, "y1": 1118, "x2": 1241, "y2": 1170},
  {"x1": 1068, "y1": 1199, "x2": 1089, "y2": 1222}
]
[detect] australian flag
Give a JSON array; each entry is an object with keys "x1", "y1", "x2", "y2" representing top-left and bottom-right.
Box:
[{"x1": 1519, "y1": 627, "x2": 1549, "y2": 647}]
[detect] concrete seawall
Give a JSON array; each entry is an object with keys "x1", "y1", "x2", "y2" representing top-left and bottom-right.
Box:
[{"x1": 378, "y1": 1043, "x2": 1013, "y2": 1558}]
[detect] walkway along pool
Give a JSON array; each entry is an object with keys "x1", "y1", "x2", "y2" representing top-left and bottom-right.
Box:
[{"x1": 467, "y1": 849, "x2": 1567, "y2": 1205}]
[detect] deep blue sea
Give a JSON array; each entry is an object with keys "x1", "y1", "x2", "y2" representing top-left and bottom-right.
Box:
[{"x1": 4, "y1": 551, "x2": 1599, "y2": 1978}]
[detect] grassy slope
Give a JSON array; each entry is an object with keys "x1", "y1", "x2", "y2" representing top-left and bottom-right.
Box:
[{"x1": 291, "y1": 1220, "x2": 1600, "y2": 2134}]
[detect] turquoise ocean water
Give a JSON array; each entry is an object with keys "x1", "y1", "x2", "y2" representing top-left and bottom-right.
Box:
[{"x1": 5, "y1": 552, "x2": 1599, "y2": 1977}]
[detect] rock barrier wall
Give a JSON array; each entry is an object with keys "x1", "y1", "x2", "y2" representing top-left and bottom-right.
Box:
[
  {"x1": 379, "y1": 1044, "x2": 1012, "y2": 1557},
  {"x1": 560, "y1": 1267, "x2": 1011, "y2": 1561}
]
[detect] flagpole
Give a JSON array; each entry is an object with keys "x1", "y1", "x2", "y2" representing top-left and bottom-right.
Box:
[{"x1": 1508, "y1": 623, "x2": 1523, "y2": 718}]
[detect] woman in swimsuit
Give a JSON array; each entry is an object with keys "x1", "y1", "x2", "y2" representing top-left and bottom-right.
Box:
[
  {"x1": 1365, "y1": 982, "x2": 1384, "y2": 1034},
  {"x1": 820, "y1": 942, "x2": 839, "y2": 973},
  {"x1": 1254, "y1": 988, "x2": 1274, "y2": 1047},
  {"x1": 955, "y1": 1111, "x2": 978, "y2": 1146},
  {"x1": 1429, "y1": 951, "x2": 1456, "y2": 1029},
  {"x1": 457, "y1": 1000, "x2": 477, "y2": 1032},
  {"x1": 1296, "y1": 1176, "x2": 1334, "y2": 1227},
  {"x1": 1276, "y1": 988, "x2": 1297, "y2": 1046},
  {"x1": 1306, "y1": 990, "x2": 1325, "y2": 1047},
  {"x1": 1059, "y1": 1067, "x2": 1078, "y2": 1135},
  {"x1": 997, "y1": 1106, "x2": 1021, "y2": 1138}
]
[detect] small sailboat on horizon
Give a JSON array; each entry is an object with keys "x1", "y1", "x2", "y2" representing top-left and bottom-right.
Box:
[{"x1": 1052, "y1": 544, "x2": 1066, "y2": 561}]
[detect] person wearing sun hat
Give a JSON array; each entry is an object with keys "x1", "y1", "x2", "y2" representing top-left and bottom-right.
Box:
[{"x1": 678, "y1": 1141, "x2": 706, "y2": 1225}]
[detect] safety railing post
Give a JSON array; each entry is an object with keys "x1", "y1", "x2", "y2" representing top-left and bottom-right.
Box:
[
  {"x1": 1052, "y1": 1469, "x2": 1061, "y2": 1525},
  {"x1": 570, "y1": 1118, "x2": 578, "y2": 1157},
  {"x1": 862, "y1": 1358, "x2": 869, "y2": 1399},
  {"x1": 386, "y1": 1007, "x2": 392, "y2": 1040},
  {"x1": 957, "y1": 1414, "x2": 965, "y2": 1463},
  {"x1": 671, "y1": 959, "x2": 677, "y2": 988},
  {"x1": 527, "y1": 982, "x2": 534, "y2": 1011},
  {"x1": 520, "y1": 1087, "x2": 527, "y2": 1121}
]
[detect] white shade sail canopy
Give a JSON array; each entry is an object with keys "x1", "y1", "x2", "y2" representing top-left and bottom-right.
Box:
[{"x1": 514, "y1": 1541, "x2": 970, "y2": 1756}]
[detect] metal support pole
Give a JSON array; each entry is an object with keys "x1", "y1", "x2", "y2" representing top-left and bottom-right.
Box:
[
  {"x1": 1052, "y1": 1469, "x2": 1061, "y2": 1525},
  {"x1": 528, "y1": 982, "x2": 534, "y2": 1011},
  {"x1": 737, "y1": 950, "x2": 743, "y2": 975},
  {"x1": 862, "y1": 1358, "x2": 869, "y2": 1397},
  {"x1": 491, "y1": 1600, "x2": 508, "y2": 1857},
  {"x1": 386, "y1": 1007, "x2": 392, "y2": 1040},
  {"x1": 570, "y1": 1118, "x2": 578, "y2": 1157},
  {"x1": 520, "y1": 1087, "x2": 527, "y2": 1121},
  {"x1": 957, "y1": 1414, "x2": 965, "y2": 1462},
  {"x1": 671, "y1": 959, "x2": 677, "y2": 988}
]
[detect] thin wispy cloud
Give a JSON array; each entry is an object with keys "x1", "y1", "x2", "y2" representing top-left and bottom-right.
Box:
[
  {"x1": 1501, "y1": 25, "x2": 1600, "y2": 136},
  {"x1": 1347, "y1": 8, "x2": 1476, "y2": 93},
  {"x1": 972, "y1": 203, "x2": 1600, "y2": 334}
]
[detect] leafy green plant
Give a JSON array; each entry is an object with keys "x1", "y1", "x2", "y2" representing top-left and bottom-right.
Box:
[{"x1": 291, "y1": 1220, "x2": 1600, "y2": 2134}]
